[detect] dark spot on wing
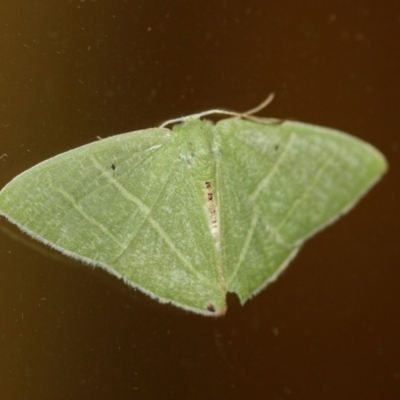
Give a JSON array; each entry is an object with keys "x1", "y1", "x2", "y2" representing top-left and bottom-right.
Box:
[
  {"x1": 274, "y1": 144, "x2": 280, "y2": 151},
  {"x1": 207, "y1": 303, "x2": 216, "y2": 313},
  {"x1": 111, "y1": 163, "x2": 116, "y2": 170}
]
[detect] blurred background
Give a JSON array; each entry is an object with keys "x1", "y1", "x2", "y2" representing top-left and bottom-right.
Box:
[{"x1": 0, "y1": 1, "x2": 399, "y2": 399}]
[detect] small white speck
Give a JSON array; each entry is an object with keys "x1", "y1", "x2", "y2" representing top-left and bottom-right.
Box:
[{"x1": 147, "y1": 144, "x2": 162, "y2": 151}]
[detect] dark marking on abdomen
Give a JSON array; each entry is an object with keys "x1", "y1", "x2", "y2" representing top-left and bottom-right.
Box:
[{"x1": 205, "y1": 181, "x2": 219, "y2": 244}]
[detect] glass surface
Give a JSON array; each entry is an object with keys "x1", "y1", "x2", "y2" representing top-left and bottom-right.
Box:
[{"x1": 0, "y1": 1, "x2": 398, "y2": 399}]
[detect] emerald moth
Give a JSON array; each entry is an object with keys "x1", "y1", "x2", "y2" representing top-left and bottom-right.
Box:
[{"x1": 0, "y1": 98, "x2": 387, "y2": 316}]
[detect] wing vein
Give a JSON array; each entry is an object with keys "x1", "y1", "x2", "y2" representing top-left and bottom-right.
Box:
[
  {"x1": 250, "y1": 132, "x2": 297, "y2": 201},
  {"x1": 90, "y1": 156, "x2": 216, "y2": 287},
  {"x1": 276, "y1": 154, "x2": 333, "y2": 234},
  {"x1": 227, "y1": 210, "x2": 259, "y2": 285},
  {"x1": 52, "y1": 183, "x2": 124, "y2": 248}
]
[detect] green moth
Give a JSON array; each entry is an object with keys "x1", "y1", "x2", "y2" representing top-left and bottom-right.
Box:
[{"x1": 0, "y1": 99, "x2": 387, "y2": 316}]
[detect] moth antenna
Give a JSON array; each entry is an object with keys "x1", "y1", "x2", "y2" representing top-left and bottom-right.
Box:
[
  {"x1": 241, "y1": 93, "x2": 275, "y2": 116},
  {"x1": 160, "y1": 93, "x2": 276, "y2": 128}
]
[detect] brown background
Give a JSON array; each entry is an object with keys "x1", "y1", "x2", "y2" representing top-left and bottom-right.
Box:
[{"x1": 0, "y1": 1, "x2": 399, "y2": 399}]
